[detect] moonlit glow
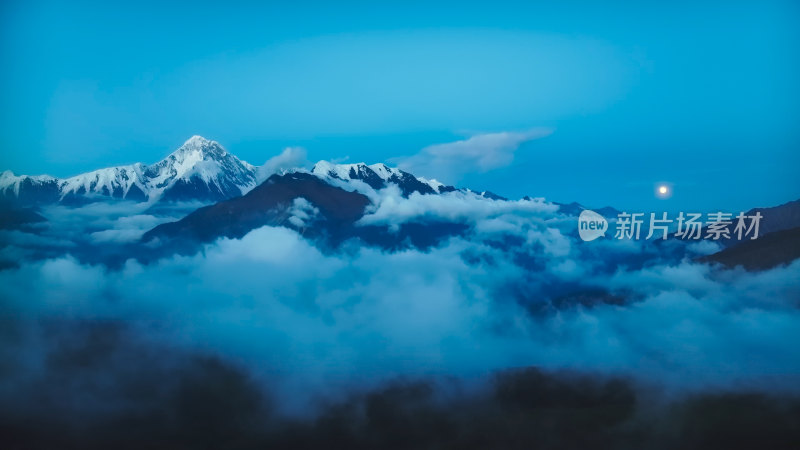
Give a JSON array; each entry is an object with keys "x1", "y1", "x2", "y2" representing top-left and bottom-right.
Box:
[{"x1": 655, "y1": 183, "x2": 673, "y2": 199}]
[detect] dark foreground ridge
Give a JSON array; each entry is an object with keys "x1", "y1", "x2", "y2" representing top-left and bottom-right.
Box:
[{"x1": 2, "y1": 320, "x2": 799, "y2": 450}]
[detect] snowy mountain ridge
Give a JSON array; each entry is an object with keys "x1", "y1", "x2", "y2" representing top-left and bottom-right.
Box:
[
  {"x1": 310, "y1": 160, "x2": 456, "y2": 197},
  {"x1": 1, "y1": 136, "x2": 258, "y2": 204},
  {"x1": 1, "y1": 136, "x2": 501, "y2": 206}
]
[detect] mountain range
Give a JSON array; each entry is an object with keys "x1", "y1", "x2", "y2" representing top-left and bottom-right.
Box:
[
  {"x1": 3, "y1": 135, "x2": 798, "y2": 270},
  {"x1": 0, "y1": 136, "x2": 257, "y2": 205},
  {"x1": 0, "y1": 137, "x2": 516, "y2": 207},
  {"x1": 141, "y1": 171, "x2": 471, "y2": 256}
]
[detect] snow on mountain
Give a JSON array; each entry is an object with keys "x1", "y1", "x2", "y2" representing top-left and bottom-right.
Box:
[
  {"x1": 0, "y1": 171, "x2": 58, "y2": 196},
  {"x1": 2, "y1": 137, "x2": 511, "y2": 208},
  {"x1": 310, "y1": 161, "x2": 455, "y2": 196},
  {"x1": 0, "y1": 171, "x2": 61, "y2": 204},
  {"x1": 59, "y1": 164, "x2": 149, "y2": 202},
  {"x1": 1, "y1": 136, "x2": 258, "y2": 205},
  {"x1": 141, "y1": 136, "x2": 257, "y2": 202}
]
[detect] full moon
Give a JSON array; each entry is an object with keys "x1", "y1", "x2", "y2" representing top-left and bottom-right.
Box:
[{"x1": 655, "y1": 183, "x2": 672, "y2": 199}]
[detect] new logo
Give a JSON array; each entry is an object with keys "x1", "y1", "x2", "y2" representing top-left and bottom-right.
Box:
[{"x1": 578, "y1": 210, "x2": 608, "y2": 241}]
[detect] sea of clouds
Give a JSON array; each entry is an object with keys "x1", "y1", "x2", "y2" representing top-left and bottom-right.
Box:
[{"x1": 1, "y1": 191, "x2": 799, "y2": 446}]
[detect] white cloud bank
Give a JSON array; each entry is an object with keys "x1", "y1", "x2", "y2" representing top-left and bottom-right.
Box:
[
  {"x1": 2, "y1": 224, "x2": 800, "y2": 416},
  {"x1": 358, "y1": 185, "x2": 557, "y2": 227},
  {"x1": 256, "y1": 146, "x2": 309, "y2": 184},
  {"x1": 394, "y1": 128, "x2": 553, "y2": 182}
]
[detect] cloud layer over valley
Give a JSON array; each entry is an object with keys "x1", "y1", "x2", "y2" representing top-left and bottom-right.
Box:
[{"x1": 1, "y1": 164, "x2": 799, "y2": 448}]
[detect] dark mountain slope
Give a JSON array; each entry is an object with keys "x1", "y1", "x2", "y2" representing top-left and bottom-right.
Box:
[
  {"x1": 143, "y1": 172, "x2": 370, "y2": 246},
  {"x1": 0, "y1": 204, "x2": 46, "y2": 230},
  {"x1": 669, "y1": 199, "x2": 800, "y2": 248},
  {"x1": 701, "y1": 226, "x2": 800, "y2": 271}
]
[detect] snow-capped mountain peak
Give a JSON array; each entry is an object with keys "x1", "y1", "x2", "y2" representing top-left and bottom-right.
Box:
[
  {"x1": 143, "y1": 136, "x2": 257, "y2": 202},
  {"x1": 1, "y1": 136, "x2": 258, "y2": 205},
  {"x1": 145, "y1": 136, "x2": 255, "y2": 191},
  {"x1": 169, "y1": 136, "x2": 229, "y2": 163}
]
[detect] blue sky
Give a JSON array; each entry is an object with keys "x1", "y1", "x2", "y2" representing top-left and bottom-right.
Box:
[{"x1": 1, "y1": 0, "x2": 798, "y2": 211}]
